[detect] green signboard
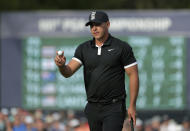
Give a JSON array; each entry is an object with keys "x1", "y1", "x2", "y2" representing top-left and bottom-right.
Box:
[{"x1": 22, "y1": 36, "x2": 186, "y2": 110}]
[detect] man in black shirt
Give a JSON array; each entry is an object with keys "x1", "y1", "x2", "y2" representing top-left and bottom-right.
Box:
[{"x1": 55, "y1": 11, "x2": 139, "y2": 131}]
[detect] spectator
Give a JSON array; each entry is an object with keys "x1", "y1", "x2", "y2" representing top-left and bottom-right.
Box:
[
  {"x1": 160, "y1": 115, "x2": 170, "y2": 131},
  {"x1": 144, "y1": 119, "x2": 152, "y2": 131},
  {"x1": 44, "y1": 114, "x2": 54, "y2": 130},
  {"x1": 50, "y1": 120, "x2": 65, "y2": 131},
  {"x1": 182, "y1": 116, "x2": 190, "y2": 131},
  {"x1": 135, "y1": 118, "x2": 144, "y2": 131},
  {"x1": 151, "y1": 116, "x2": 161, "y2": 131},
  {"x1": 122, "y1": 119, "x2": 132, "y2": 131},
  {"x1": 24, "y1": 115, "x2": 37, "y2": 131},
  {"x1": 12, "y1": 114, "x2": 26, "y2": 131},
  {"x1": 50, "y1": 112, "x2": 66, "y2": 131},
  {"x1": 34, "y1": 119, "x2": 47, "y2": 131},
  {"x1": 1, "y1": 107, "x2": 190, "y2": 131},
  {"x1": 75, "y1": 117, "x2": 89, "y2": 131},
  {"x1": 0, "y1": 112, "x2": 6, "y2": 131},
  {"x1": 68, "y1": 118, "x2": 80, "y2": 131},
  {"x1": 167, "y1": 119, "x2": 183, "y2": 131},
  {"x1": 34, "y1": 109, "x2": 43, "y2": 121}
]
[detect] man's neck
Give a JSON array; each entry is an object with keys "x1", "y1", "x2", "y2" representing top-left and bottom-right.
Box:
[{"x1": 95, "y1": 33, "x2": 109, "y2": 47}]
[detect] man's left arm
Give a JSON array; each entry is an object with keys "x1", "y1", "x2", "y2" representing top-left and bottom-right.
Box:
[{"x1": 125, "y1": 64, "x2": 139, "y2": 126}]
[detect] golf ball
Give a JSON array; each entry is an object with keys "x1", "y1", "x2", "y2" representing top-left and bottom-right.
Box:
[{"x1": 58, "y1": 50, "x2": 62, "y2": 55}]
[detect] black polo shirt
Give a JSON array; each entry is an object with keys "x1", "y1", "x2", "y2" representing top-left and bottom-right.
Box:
[{"x1": 72, "y1": 35, "x2": 137, "y2": 103}]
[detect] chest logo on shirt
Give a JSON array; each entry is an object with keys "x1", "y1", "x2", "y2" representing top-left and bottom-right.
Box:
[{"x1": 108, "y1": 49, "x2": 115, "y2": 51}]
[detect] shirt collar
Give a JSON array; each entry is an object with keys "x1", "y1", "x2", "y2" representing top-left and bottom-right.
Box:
[{"x1": 91, "y1": 34, "x2": 112, "y2": 47}]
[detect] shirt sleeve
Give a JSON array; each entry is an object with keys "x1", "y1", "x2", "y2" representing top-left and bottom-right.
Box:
[
  {"x1": 72, "y1": 45, "x2": 83, "y2": 65},
  {"x1": 120, "y1": 43, "x2": 137, "y2": 69}
]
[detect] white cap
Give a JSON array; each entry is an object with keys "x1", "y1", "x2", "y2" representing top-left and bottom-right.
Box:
[
  {"x1": 45, "y1": 115, "x2": 54, "y2": 123},
  {"x1": 52, "y1": 112, "x2": 61, "y2": 121},
  {"x1": 69, "y1": 119, "x2": 80, "y2": 127},
  {"x1": 25, "y1": 116, "x2": 34, "y2": 124},
  {"x1": 1, "y1": 108, "x2": 9, "y2": 115},
  {"x1": 136, "y1": 118, "x2": 143, "y2": 126},
  {"x1": 10, "y1": 108, "x2": 18, "y2": 116}
]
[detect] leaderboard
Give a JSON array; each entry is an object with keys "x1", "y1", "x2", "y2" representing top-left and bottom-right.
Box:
[
  {"x1": 22, "y1": 36, "x2": 186, "y2": 110},
  {"x1": 121, "y1": 36, "x2": 186, "y2": 110}
]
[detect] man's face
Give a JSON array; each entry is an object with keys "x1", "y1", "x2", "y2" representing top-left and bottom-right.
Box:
[{"x1": 90, "y1": 21, "x2": 110, "y2": 40}]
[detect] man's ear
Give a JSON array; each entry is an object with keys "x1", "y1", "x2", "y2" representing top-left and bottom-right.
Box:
[{"x1": 106, "y1": 21, "x2": 110, "y2": 28}]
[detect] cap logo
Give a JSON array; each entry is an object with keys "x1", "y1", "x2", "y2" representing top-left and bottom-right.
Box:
[{"x1": 90, "y1": 11, "x2": 96, "y2": 20}]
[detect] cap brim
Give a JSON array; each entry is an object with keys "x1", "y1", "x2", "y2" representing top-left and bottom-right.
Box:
[
  {"x1": 85, "y1": 20, "x2": 102, "y2": 26},
  {"x1": 85, "y1": 21, "x2": 92, "y2": 26}
]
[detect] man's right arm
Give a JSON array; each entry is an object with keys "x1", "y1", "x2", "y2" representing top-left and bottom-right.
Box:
[
  {"x1": 54, "y1": 51, "x2": 81, "y2": 78},
  {"x1": 58, "y1": 59, "x2": 81, "y2": 78}
]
